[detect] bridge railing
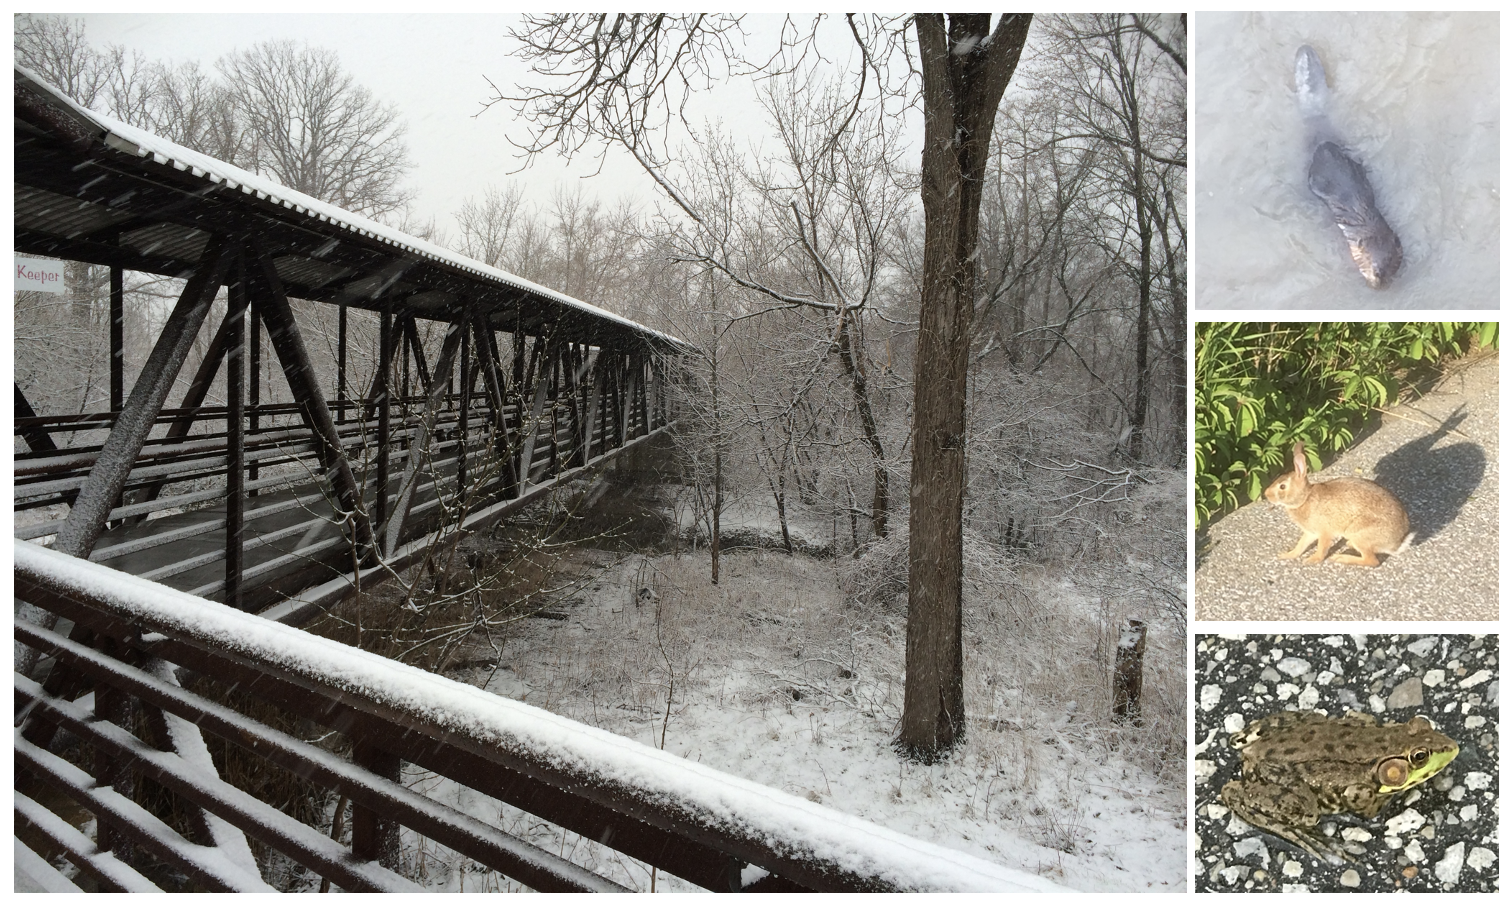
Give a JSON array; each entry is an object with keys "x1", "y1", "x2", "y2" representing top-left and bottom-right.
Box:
[{"x1": 14, "y1": 540, "x2": 1063, "y2": 893}]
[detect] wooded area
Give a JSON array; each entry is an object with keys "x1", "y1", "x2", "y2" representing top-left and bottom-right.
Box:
[{"x1": 16, "y1": 12, "x2": 1184, "y2": 766}]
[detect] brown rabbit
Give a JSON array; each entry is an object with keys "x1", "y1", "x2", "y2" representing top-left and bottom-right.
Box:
[{"x1": 1263, "y1": 440, "x2": 1413, "y2": 566}]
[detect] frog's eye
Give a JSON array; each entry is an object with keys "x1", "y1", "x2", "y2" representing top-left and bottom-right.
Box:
[{"x1": 1409, "y1": 747, "x2": 1431, "y2": 766}]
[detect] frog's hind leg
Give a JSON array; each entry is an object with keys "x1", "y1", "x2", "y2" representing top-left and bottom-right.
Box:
[{"x1": 1221, "y1": 780, "x2": 1347, "y2": 861}]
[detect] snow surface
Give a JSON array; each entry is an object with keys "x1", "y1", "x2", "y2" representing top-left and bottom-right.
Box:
[
  {"x1": 14, "y1": 838, "x2": 84, "y2": 893},
  {"x1": 15, "y1": 539, "x2": 1067, "y2": 892},
  {"x1": 15, "y1": 65, "x2": 685, "y2": 351},
  {"x1": 15, "y1": 792, "x2": 161, "y2": 892},
  {"x1": 469, "y1": 549, "x2": 1186, "y2": 893}
]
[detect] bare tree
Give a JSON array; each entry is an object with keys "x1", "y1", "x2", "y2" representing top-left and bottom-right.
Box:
[
  {"x1": 13, "y1": 14, "x2": 109, "y2": 105},
  {"x1": 218, "y1": 40, "x2": 414, "y2": 218},
  {"x1": 491, "y1": 13, "x2": 1032, "y2": 761},
  {"x1": 455, "y1": 183, "x2": 533, "y2": 270},
  {"x1": 1036, "y1": 14, "x2": 1186, "y2": 464},
  {"x1": 899, "y1": 14, "x2": 1032, "y2": 759}
]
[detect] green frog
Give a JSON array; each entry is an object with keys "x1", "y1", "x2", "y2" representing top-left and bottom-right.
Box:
[{"x1": 1219, "y1": 710, "x2": 1459, "y2": 860}]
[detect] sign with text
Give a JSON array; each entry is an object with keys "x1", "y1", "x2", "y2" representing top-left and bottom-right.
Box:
[{"x1": 16, "y1": 257, "x2": 66, "y2": 294}]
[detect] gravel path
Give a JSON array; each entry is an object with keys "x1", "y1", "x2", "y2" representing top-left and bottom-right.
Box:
[
  {"x1": 1195, "y1": 351, "x2": 1499, "y2": 621},
  {"x1": 1193, "y1": 633, "x2": 1499, "y2": 893}
]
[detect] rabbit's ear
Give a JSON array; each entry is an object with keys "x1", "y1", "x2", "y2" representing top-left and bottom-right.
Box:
[{"x1": 1292, "y1": 442, "x2": 1308, "y2": 477}]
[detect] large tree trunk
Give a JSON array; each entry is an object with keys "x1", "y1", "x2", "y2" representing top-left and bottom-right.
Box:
[{"x1": 900, "y1": 13, "x2": 1031, "y2": 762}]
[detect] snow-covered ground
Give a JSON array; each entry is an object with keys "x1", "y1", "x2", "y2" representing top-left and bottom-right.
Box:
[{"x1": 413, "y1": 545, "x2": 1186, "y2": 892}]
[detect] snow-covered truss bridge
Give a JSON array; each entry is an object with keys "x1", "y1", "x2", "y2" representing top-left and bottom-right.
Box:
[
  {"x1": 14, "y1": 64, "x2": 680, "y2": 615},
  {"x1": 12, "y1": 67, "x2": 1064, "y2": 892}
]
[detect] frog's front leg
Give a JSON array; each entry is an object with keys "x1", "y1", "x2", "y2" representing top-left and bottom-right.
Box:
[{"x1": 1220, "y1": 779, "x2": 1345, "y2": 861}]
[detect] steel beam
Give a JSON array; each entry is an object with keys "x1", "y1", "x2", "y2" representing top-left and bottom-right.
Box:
[
  {"x1": 336, "y1": 304, "x2": 348, "y2": 425},
  {"x1": 376, "y1": 307, "x2": 393, "y2": 532},
  {"x1": 457, "y1": 313, "x2": 471, "y2": 498},
  {"x1": 581, "y1": 351, "x2": 603, "y2": 466},
  {"x1": 382, "y1": 318, "x2": 464, "y2": 556},
  {"x1": 516, "y1": 336, "x2": 555, "y2": 490},
  {"x1": 249, "y1": 247, "x2": 375, "y2": 560},
  {"x1": 53, "y1": 235, "x2": 234, "y2": 560},
  {"x1": 110, "y1": 266, "x2": 124, "y2": 412},
  {"x1": 470, "y1": 312, "x2": 508, "y2": 428},
  {"x1": 225, "y1": 254, "x2": 248, "y2": 610},
  {"x1": 14, "y1": 383, "x2": 59, "y2": 455},
  {"x1": 249, "y1": 306, "x2": 261, "y2": 492},
  {"x1": 130, "y1": 299, "x2": 250, "y2": 516},
  {"x1": 403, "y1": 314, "x2": 432, "y2": 396}
]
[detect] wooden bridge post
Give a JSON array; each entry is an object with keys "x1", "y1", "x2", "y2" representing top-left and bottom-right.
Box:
[
  {"x1": 1112, "y1": 618, "x2": 1149, "y2": 726},
  {"x1": 351, "y1": 740, "x2": 402, "y2": 869}
]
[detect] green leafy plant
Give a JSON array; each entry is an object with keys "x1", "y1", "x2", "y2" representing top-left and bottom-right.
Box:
[{"x1": 1195, "y1": 322, "x2": 1495, "y2": 527}]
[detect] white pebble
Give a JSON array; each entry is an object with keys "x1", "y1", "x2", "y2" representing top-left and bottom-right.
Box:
[
  {"x1": 1406, "y1": 636, "x2": 1438, "y2": 656},
  {"x1": 1200, "y1": 684, "x2": 1223, "y2": 712},
  {"x1": 1434, "y1": 842, "x2": 1466, "y2": 885},
  {"x1": 1276, "y1": 657, "x2": 1311, "y2": 677},
  {"x1": 1460, "y1": 669, "x2": 1491, "y2": 688},
  {"x1": 1385, "y1": 808, "x2": 1426, "y2": 836}
]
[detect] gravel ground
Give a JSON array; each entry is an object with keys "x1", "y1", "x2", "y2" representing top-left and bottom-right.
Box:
[
  {"x1": 1195, "y1": 351, "x2": 1499, "y2": 621},
  {"x1": 1193, "y1": 633, "x2": 1499, "y2": 893}
]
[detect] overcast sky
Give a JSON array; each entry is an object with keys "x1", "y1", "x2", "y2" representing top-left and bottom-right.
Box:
[{"x1": 78, "y1": 14, "x2": 880, "y2": 239}]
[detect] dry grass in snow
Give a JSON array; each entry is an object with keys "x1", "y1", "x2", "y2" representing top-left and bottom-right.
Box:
[{"x1": 401, "y1": 546, "x2": 1186, "y2": 892}]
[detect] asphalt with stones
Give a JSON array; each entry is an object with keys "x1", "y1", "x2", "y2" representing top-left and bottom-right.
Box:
[
  {"x1": 1193, "y1": 633, "x2": 1499, "y2": 893},
  {"x1": 1196, "y1": 351, "x2": 1499, "y2": 621}
]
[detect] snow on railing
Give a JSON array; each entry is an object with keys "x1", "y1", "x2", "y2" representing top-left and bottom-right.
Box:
[{"x1": 14, "y1": 539, "x2": 1067, "y2": 892}]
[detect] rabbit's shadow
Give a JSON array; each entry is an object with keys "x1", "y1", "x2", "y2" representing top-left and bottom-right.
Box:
[{"x1": 1372, "y1": 408, "x2": 1484, "y2": 545}]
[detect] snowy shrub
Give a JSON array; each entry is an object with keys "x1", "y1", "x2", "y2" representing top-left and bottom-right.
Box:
[{"x1": 838, "y1": 529, "x2": 909, "y2": 609}]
